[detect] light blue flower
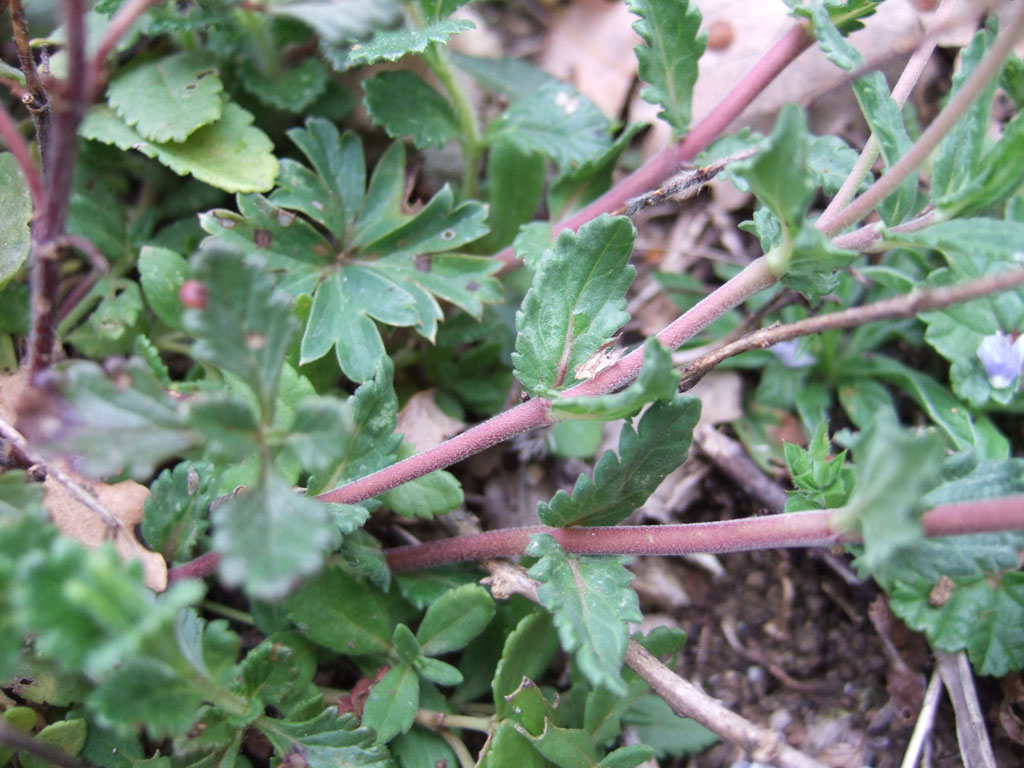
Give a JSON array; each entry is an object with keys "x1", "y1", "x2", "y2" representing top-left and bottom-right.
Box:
[
  {"x1": 770, "y1": 339, "x2": 816, "y2": 369},
  {"x1": 977, "y1": 331, "x2": 1024, "y2": 389}
]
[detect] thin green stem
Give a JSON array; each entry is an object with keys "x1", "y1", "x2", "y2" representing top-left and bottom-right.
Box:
[
  {"x1": 425, "y1": 43, "x2": 483, "y2": 198},
  {"x1": 416, "y1": 710, "x2": 493, "y2": 733},
  {"x1": 202, "y1": 600, "x2": 256, "y2": 625}
]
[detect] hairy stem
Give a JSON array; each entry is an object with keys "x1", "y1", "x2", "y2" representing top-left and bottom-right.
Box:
[
  {"x1": 818, "y1": 1, "x2": 1024, "y2": 237},
  {"x1": 383, "y1": 495, "x2": 1024, "y2": 573},
  {"x1": 494, "y1": 21, "x2": 815, "y2": 271},
  {"x1": 678, "y1": 266, "x2": 1024, "y2": 390}
]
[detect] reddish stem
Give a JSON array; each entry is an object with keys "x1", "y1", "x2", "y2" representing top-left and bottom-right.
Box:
[
  {"x1": 166, "y1": 495, "x2": 1024, "y2": 584},
  {"x1": 494, "y1": 21, "x2": 814, "y2": 271}
]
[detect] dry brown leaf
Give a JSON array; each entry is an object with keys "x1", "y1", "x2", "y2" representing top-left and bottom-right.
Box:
[
  {"x1": 396, "y1": 389, "x2": 466, "y2": 452},
  {"x1": 0, "y1": 368, "x2": 167, "y2": 592}
]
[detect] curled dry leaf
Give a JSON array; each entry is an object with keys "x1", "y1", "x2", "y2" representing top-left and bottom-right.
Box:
[{"x1": 0, "y1": 368, "x2": 167, "y2": 591}]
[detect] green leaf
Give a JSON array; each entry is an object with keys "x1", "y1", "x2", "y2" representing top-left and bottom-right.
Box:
[
  {"x1": 625, "y1": 0, "x2": 705, "y2": 135},
  {"x1": 599, "y1": 745, "x2": 657, "y2": 768},
  {"x1": 213, "y1": 470, "x2": 340, "y2": 600},
  {"x1": 239, "y1": 632, "x2": 320, "y2": 716},
  {"x1": 280, "y1": 395, "x2": 356, "y2": 475},
  {"x1": 106, "y1": 52, "x2": 223, "y2": 142},
  {"x1": 416, "y1": 584, "x2": 495, "y2": 656},
  {"x1": 80, "y1": 102, "x2": 278, "y2": 193},
  {"x1": 931, "y1": 22, "x2": 1000, "y2": 203},
  {"x1": 733, "y1": 105, "x2": 814, "y2": 239},
  {"x1": 887, "y1": 217, "x2": 1024, "y2": 261},
  {"x1": 513, "y1": 215, "x2": 636, "y2": 396},
  {"x1": 89, "y1": 657, "x2": 206, "y2": 737},
  {"x1": 551, "y1": 338, "x2": 680, "y2": 421},
  {"x1": 622, "y1": 695, "x2": 718, "y2": 758},
  {"x1": 285, "y1": 565, "x2": 393, "y2": 655},
  {"x1": 380, "y1": 444, "x2": 463, "y2": 519},
  {"x1": 186, "y1": 248, "x2": 297, "y2": 420},
  {"x1": 19, "y1": 719, "x2": 87, "y2": 768},
  {"x1": 238, "y1": 56, "x2": 328, "y2": 113},
  {"x1": 308, "y1": 357, "x2": 403, "y2": 495},
  {"x1": 361, "y1": 664, "x2": 420, "y2": 744},
  {"x1": 0, "y1": 153, "x2": 32, "y2": 288},
  {"x1": 391, "y1": 726, "x2": 458, "y2": 768},
  {"x1": 363, "y1": 71, "x2": 460, "y2": 149},
  {"x1": 66, "y1": 278, "x2": 146, "y2": 358},
  {"x1": 138, "y1": 246, "x2": 190, "y2": 332},
  {"x1": 392, "y1": 624, "x2": 421, "y2": 664},
  {"x1": 257, "y1": 709, "x2": 392, "y2": 768},
  {"x1": 527, "y1": 535, "x2": 642, "y2": 695},
  {"x1": 935, "y1": 110, "x2": 1024, "y2": 218},
  {"x1": 478, "y1": 721, "x2": 549, "y2": 768},
  {"x1": 478, "y1": 139, "x2": 546, "y2": 252},
  {"x1": 340, "y1": 529, "x2": 392, "y2": 593},
  {"x1": 851, "y1": 71, "x2": 917, "y2": 225},
  {"x1": 268, "y1": 0, "x2": 401, "y2": 44},
  {"x1": 808, "y1": 134, "x2": 870, "y2": 197},
  {"x1": 272, "y1": 119, "x2": 365, "y2": 236},
  {"x1": 346, "y1": 18, "x2": 473, "y2": 66},
  {"x1": 414, "y1": 656, "x2": 463, "y2": 687},
  {"x1": 584, "y1": 676, "x2": 650, "y2": 746},
  {"x1": 142, "y1": 461, "x2": 215, "y2": 563},
  {"x1": 485, "y1": 81, "x2": 611, "y2": 168},
  {"x1": 838, "y1": 412, "x2": 945, "y2": 575},
  {"x1": 784, "y1": 423, "x2": 854, "y2": 511},
  {"x1": 23, "y1": 358, "x2": 194, "y2": 479},
  {"x1": 548, "y1": 123, "x2": 647, "y2": 220},
  {"x1": 515, "y1": 721, "x2": 598, "y2": 768},
  {"x1": 539, "y1": 395, "x2": 700, "y2": 528},
  {"x1": 492, "y1": 612, "x2": 559, "y2": 717}
]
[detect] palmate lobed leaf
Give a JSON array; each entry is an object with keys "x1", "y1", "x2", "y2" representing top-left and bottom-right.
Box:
[
  {"x1": 625, "y1": 0, "x2": 705, "y2": 136},
  {"x1": 257, "y1": 709, "x2": 392, "y2": 768},
  {"x1": 527, "y1": 535, "x2": 642, "y2": 695},
  {"x1": 513, "y1": 215, "x2": 636, "y2": 397},
  {"x1": 540, "y1": 394, "x2": 700, "y2": 528},
  {"x1": 201, "y1": 119, "x2": 497, "y2": 382}
]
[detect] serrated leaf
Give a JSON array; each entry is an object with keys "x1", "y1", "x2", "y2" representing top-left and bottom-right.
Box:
[
  {"x1": 625, "y1": 0, "x2": 705, "y2": 135},
  {"x1": 66, "y1": 278, "x2": 146, "y2": 358},
  {"x1": 0, "y1": 153, "x2": 32, "y2": 288},
  {"x1": 22, "y1": 358, "x2": 194, "y2": 479},
  {"x1": 340, "y1": 529, "x2": 392, "y2": 593},
  {"x1": 935, "y1": 110, "x2": 1024, "y2": 218},
  {"x1": 485, "y1": 81, "x2": 611, "y2": 168},
  {"x1": 138, "y1": 246, "x2": 190, "y2": 332},
  {"x1": 839, "y1": 412, "x2": 945, "y2": 574},
  {"x1": 80, "y1": 102, "x2": 278, "y2": 193},
  {"x1": 808, "y1": 134, "x2": 869, "y2": 197},
  {"x1": 851, "y1": 71, "x2": 917, "y2": 225},
  {"x1": 90, "y1": 657, "x2": 205, "y2": 737},
  {"x1": 932, "y1": 22, "x2": 1000, "y2": 204},
  {"x1": 280, "y1": 395, "x2": 356, "y2": 474},
  {"x1": 416, "y1": 584, "x2": 495, "y2": 656},
  {"x1": 238, "y1": 56, "x2": 328, "y2": 113},
  {"x1": 308, "y1": 357, "x2": 403, "y2": 495},
  {"x1": 364, "y1": 71, "x2": 459, "y2": 149},
  {"x1": 107, "y1": 52, "x2": 223, "y2": 142},
  {"x1": 213, "y1": 470, "x2": 339, "y2": 599},
  {"x1": 539, "y1": 395, "x2": 700, "y2": 528},
  {"x1": 621, "y1": 695, "x2": 718, "y2": 758},
  {"x1": 361, "y1": 664, "x2": 419, "y2": 744},
  {"x1": 346, "y1": 18, "x2": 473, "y2": 66},
  {"x1": 142, "y1": 461, "x2": 215, "y2": 562},
  {"x1": 285, "y1": 564, "x2": 393, "y2": 655},
  {"x1": 257, "y1": 709, "x2": 392, "y2": 768},
  {"x1": 551, "y1": 338, "x2": 680, "y2": 421},
  {"x1": 526, "y1": 535, "x2": 641, "y2": 695},
  {"x1": 239, "y1": 632, "x2": 318, "y2": 713},
  {"x1": 186, "y1": 248, "x2": 297, "y2": 420},
  {"x1": 513, "y1": 215, "x2": 636, "y2": 396}
]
